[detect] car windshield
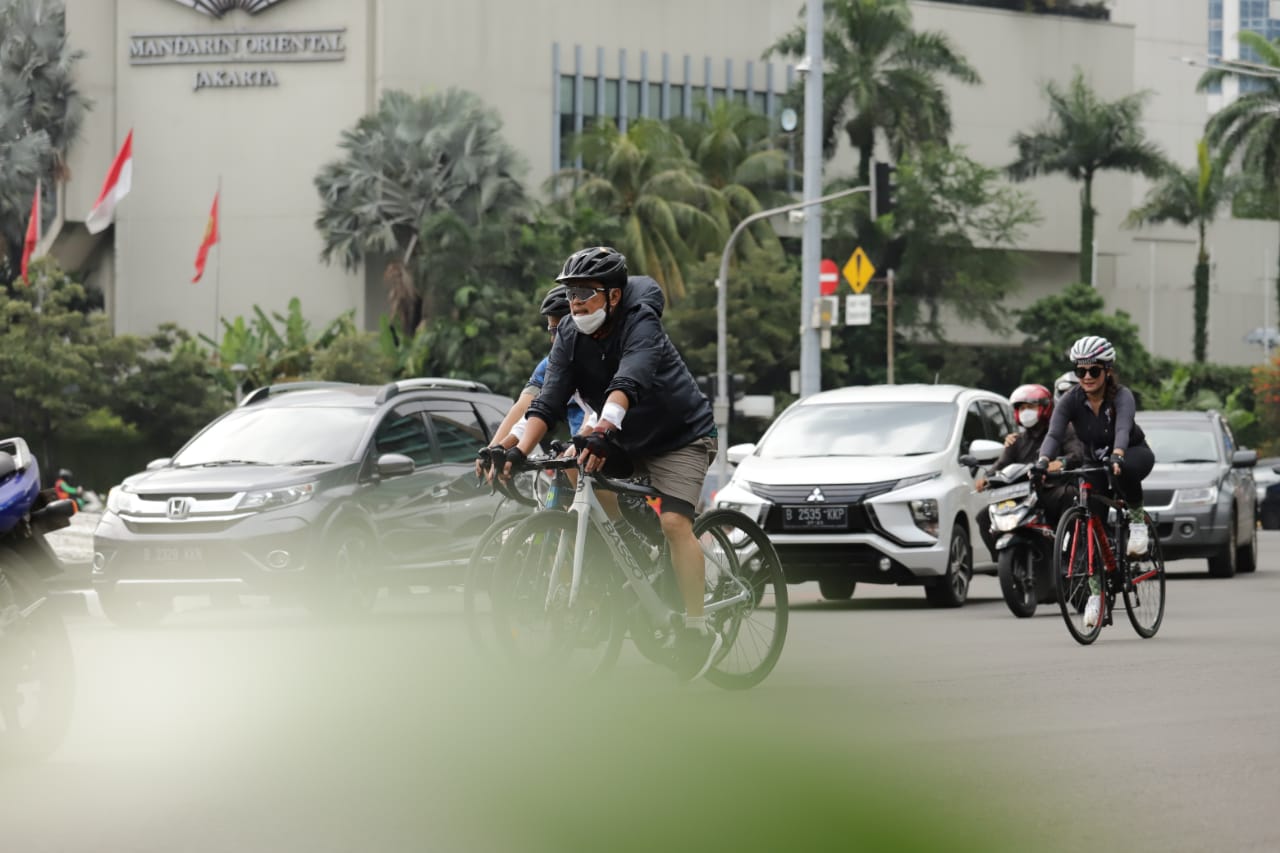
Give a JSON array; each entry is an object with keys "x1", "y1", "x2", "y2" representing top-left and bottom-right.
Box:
[
  {"x1": 1145, "y1": 426, "x2": 1221, "y2": 464},
  {"x1": 757, "y1": 402, "x2": 956, "y2": 458},
  {"x1": 172, "y1": 407, "x2": 370, "y2": 467}
]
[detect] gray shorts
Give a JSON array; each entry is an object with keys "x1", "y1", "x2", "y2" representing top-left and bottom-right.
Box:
[{"x1": 633, "y1": 435, "x2": 717, "y2": 517}]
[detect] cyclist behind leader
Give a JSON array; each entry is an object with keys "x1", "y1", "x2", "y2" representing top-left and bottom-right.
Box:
[
  {"x1": 476, "y1": 285, "x2": 589, "y2": 472},
  {"x1": 500, "y1": 246, "x2": 722, "y2": 681},
  {"x1": 1035, "y1": 335, "x2": 1155, "y2": 628},
  {"x1": 973, "y1": 383, "x2": 1084, "y2": 562}
]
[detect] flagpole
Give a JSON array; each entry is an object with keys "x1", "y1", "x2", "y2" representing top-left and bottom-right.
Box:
[{"x1": 214, "y1": 174, "x2": 222, "y2": 347}]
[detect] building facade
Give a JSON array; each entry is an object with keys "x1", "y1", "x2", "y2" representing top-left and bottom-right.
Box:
[{"x1": 52, "y1": 0, "x2": 1269, "y2": 370}]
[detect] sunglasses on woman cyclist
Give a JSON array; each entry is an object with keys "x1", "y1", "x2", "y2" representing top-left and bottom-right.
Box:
[
  {"x1": 566, "y1": 285, "x2": 606, "y2": 302},
  {"x1": 1074, "y1": 365, "x2": 1106, "y2": 379}
]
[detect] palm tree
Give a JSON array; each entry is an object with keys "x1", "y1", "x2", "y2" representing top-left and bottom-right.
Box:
[
  {"x1": 1008, "y1": 70, "x2": 1168, "y2": 285},
  {"x1": 1196, "y1": 32, "x2": 1280, "y2": 318},
  {"x1": 0, "y1": 0, "x2": 88, "y2": 281},
  {"x1": 550, "y1": 119, "x2": 725, "y2": 300},
  {"x1": 314, "y1": 88, "x2": 529, "y2": 332},
  {"x1": 768, "y1": 0, "x2": 980, "y2": 183},
  {"x1": 1126, "y1": 141, "x2": 1239, "y2": 363}
]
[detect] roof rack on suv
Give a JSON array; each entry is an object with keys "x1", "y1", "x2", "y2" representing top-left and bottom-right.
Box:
[
  {"x1": 239, "y1": 381, "x2": 359, "y2": 407},
  {"x1": 374, "y1": 377, "x2": 493, "y2": 404}
]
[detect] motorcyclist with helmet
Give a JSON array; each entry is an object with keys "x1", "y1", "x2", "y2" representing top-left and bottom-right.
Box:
[
  {"x1": 1035, "y1": 335, "x2": 1155, "y2": 629},
  {"x1": 975, "y1": 384, "x2": 1083, "y2": 561},
  {"x1": 500, "y1": 246, "x2": 721, "y2": 680}
]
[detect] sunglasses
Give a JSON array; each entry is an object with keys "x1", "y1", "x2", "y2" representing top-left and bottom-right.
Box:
[
  {"x1": 1074, "y1": 365, "x2": 1106, "y2": 379},
  {"x1": 566, "y1": 286, "x2": 606, "y2": 302}
]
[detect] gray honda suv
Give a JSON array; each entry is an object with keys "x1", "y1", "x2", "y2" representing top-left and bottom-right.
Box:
[
  {"x1": 1136, "y1": 410, "x2": 1257, "y2": 578},
  {"x1": 92, "y1": 379, "x2": 517, "y2": 625}
]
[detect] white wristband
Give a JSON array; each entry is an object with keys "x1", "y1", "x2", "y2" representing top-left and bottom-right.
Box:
[{"x1": 601, "y1": 401, "x2": 626, "y2": 429}]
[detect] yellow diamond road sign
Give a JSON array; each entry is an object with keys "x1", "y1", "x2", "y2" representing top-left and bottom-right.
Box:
[{"x1": 843, "y1": 247, "x2": 876, "y2": 294}]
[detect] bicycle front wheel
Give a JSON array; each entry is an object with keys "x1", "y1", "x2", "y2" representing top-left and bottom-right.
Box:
[
  {"x1": 490, "y1": 511, "x2": 625, "y2": 680},
  {"x1": 695, "y1": 510, "x2": 789, "y2": 690},
  {"x1": 1123, "y1": 514, "x2": 1166, "y2": 638},
  {"x1": 462, "y1": 512, "x2": 529, "y2": 653},
  {"x1": 1053, "y1": 506, "x2": 1104, "y2": 646}
]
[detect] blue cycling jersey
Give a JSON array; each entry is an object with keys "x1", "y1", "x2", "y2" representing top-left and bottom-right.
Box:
[{"x1": 529, "y1": 357, "x2": 585, "y2": 434}]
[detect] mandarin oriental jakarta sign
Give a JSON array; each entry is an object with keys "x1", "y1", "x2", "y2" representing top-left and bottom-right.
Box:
[{"x1": 130, "y1": 0, "x2": 345, "y2": 91}]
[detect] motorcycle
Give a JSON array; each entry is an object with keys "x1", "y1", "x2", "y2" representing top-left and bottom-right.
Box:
[
  {"x1": 983, "y1": 462, "x2": 1057, "y2": 618},
  {"x1": 0, "y1": 437, "x2": 76, "y2": 761}
]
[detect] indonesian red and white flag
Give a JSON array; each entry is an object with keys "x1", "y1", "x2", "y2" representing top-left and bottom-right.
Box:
[
  {"x1": 20, "y1": 179, "x2": 41, "y2": 285},
  {"x1": 192, "y1": 191, "x2": 219, "y2": 283},
  {"x1": 85, "y1": 130, "x2": 133, "y2": 234}
]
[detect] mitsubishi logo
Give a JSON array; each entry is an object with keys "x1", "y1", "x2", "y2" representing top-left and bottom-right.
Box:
[
  {"x1": 806, "y1": 487, "x2": 826, "y2": 503},
  {"x1": 167, "y1": 497, "x2": 193, "y2": 520}
]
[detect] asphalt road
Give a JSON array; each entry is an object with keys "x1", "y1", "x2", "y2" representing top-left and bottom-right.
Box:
[{"x1": 2, "y1": 536, "x2": 1278, "y2": 852}]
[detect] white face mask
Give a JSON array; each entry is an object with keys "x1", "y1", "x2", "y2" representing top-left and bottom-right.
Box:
[
  {"x1": 1018, "y1": 408, "x2": 1040, "y2": 429},
  {"x1": 572, "y1": 307, "x2": 607, "y2": 335}
]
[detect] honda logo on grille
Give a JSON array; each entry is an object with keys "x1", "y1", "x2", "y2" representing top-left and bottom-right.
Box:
[
  {"x1": 167, "y1": 497, "x2": 193, "y2": 520},
  {"x1": 806, "y1": 487, "x2": 825, "y2": 503}
]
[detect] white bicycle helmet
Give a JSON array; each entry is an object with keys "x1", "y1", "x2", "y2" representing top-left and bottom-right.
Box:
[
  {"x1": 1068, "y1": 335, "x2": 1115, "y2": 364},
  {"x1": 1053, "y1": 371, "x2": 1079, "y2": 402}
]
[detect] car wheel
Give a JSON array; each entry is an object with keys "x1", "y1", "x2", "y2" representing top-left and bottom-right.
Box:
[
  {"x1": 817, "y1": 577, "x2": 856, "y2": 601},
  {"x1": 925, "y1": 523, "x2": 971, "y2": 608},
  {"x1": 305, "y1": 526, "x2": 377, "y2": 618},
  {"x1": 1207, "y1": 509, "x2": 1238, "y2": 578},
  {"x1": 96, "y1": 584, "x2": 170, "y2": 628},
  {"x1": 1237, "y1": 517, "x2": 1258, "y2": 574}
]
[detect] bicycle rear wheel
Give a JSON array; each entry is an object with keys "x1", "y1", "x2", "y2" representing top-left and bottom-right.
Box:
[
  {"x1": 695, "y1": 510, "x2": 789, "y2": 690},
  {"x1": 462, "y1": 513, "x2": 528, "y2": 653},
  {"x1": 490, "y1": 511, "x2": 625, "y2": 680},
  {"x1": 1053, "y1": 506, "x2": 1104, "y2": 646},
  {"x1": 1123, "y1": 515, "x2": 1166, "y2": 638}
]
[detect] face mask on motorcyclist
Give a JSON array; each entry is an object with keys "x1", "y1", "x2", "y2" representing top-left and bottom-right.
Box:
[
  {"x1": 572, "y1": 306, "x2": 607, "y2": 334},
  {"x1": 1018, "y1": 407, "x2": 1041, "y2": 429}
]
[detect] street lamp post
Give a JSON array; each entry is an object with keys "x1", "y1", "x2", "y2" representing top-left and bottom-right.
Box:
[{"x1": 713, "y1": 185, "x2": 870, "y2": 491}]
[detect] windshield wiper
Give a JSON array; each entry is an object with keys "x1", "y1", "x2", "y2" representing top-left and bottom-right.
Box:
[
  {"x1": 1170, "y1": 458, "x2": 1217, "y2": 464},
  {"x1": 193, "y1": 459, "x2": 267, "y2": 467},
  {"x1": 283, "y1": 459, "x2": 333, "y2": 466}
]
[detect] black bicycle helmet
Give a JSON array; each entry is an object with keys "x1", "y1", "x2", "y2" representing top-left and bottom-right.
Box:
[
  {"x1": 539, "y1": 284, "x2": 570, "y2": 319},
  {"x1": 555, "y1": 246, "x2": 628, "y2": 290}
]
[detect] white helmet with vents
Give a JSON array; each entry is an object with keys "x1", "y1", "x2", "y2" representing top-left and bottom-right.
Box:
[{"x1": 1068, "y1": 335, "x2": 1115, "y2": 364}]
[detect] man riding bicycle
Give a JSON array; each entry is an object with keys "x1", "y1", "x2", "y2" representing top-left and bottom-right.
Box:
[
  {"x1": 501, "y1": 247, "x2": 721, "y2": 680},
  {"x1": 1035, "y1": 335, "x2": 1154, "y2": 628}
]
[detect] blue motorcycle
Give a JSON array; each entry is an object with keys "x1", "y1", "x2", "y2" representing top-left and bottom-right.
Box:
[{"x1": 0, "y1": 437, "x2": 76, "y2": 761}]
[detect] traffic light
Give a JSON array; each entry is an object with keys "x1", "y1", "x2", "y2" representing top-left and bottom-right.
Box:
[{"x1": 872, "y1": 161, "x2": 896, "y2": 219}]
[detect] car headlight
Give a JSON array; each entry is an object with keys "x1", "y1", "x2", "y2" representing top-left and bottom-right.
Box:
[
  {"x1": 237, "y1": 482, "x2": 315, "y2": 511},
  {"x1": 1176, "y1": 485, "x2": 1218, "y2": 506},
  {"x1": 895, "y1": 472, "x2": 940, "y2": 491},
  {"x1": 105, "y1": 486, "x2": 144, "y2": 515},
  {"x1": 716, "y1": 481, "x2": 768, "y2": 523},
  {"x1": 909, "y1": 498, "x2": 939, "y2": 537}
]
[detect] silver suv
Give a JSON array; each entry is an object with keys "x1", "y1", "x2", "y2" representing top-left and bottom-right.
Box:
[
  {"x1": 712, "y1": 384, "x2": 1014, "y2": 607},
  {"x1": 1135, "y1": 410, "x2": 1257, "y2": 578}
]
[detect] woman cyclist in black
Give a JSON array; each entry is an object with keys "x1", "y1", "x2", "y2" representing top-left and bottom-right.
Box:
[{"x1": 1035, "y1": 335, "x2": 1154, "y2": 628}]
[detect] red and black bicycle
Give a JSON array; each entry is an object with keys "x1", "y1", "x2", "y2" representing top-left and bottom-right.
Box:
[{"x1": 1047, "y1": 464, "x2": 1166, "y2": 645}]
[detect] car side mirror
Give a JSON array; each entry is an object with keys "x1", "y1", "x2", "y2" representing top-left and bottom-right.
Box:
[
  {"x1": 726, "y1": 443, "x2": 756, "y2": 465},
  {"x1": 1232, "y1": 449, "x2": 1258, "y2": 469},
  {"x1": 145, "y1": 458, "x2": 173, "y2": 470},
  {"x1": 0, "y1": 452, "x2": 14, "y2": 479},
  {"x1": 1272, "y1": 464, "x2": 1280, "y2": 476},
  {"x1": 966, "y1": 439, "x2": 1003, "y2": 465},
  {"x1": 375, "y1": 453, "x2": 415, "y2": 479}
]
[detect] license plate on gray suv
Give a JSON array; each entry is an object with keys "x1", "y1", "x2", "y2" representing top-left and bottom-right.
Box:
[{"x1": 782, "y1": 505, "x2": 848, "y2": 530}]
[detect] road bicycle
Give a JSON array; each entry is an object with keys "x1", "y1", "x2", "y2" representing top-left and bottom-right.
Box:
[
  {"x1": 1046, "y1": 464, "x2": 1166, "y2": 645},
  {"x1": 490, "y1": 447, "x2": 788, "y2": 688}
]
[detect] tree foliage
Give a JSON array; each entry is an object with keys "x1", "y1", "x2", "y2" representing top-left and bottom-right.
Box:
[
  {"x1": 0, "y1": 0, "x2": 88, "y2": 278},
  {"x1": 1008, "y1": 70, "x2": 1167, "y2": 285},
  {"x1": 768, "y1": 0, "x2": 980, "y2": 181},
  {"x1": 314, "y1": 88, "x2": 530, "y2": 332},
  {"x1": 1014, "y1": 282, "x2": 1153, "y2": 388}
]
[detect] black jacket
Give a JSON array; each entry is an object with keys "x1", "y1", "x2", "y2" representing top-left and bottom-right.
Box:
[
  {"x1": 527, "y1": 276, "x2": 716, "y2": 457},
  {"x1": 993, "y1": 422, "x2": 1084, "y2": 471},
  {"x1": 1040, "y1": 384, "x2": 1147, "y2": 462}
]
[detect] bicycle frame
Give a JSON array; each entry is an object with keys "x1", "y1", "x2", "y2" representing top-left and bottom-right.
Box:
[{"x1": 536, "y1": 458, "x2": 753, "y2": 629}]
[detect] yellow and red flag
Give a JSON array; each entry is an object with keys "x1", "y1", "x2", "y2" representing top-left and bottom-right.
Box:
[{"x1": 192, "y1": 191, "x2": 219, "y2": 283}]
